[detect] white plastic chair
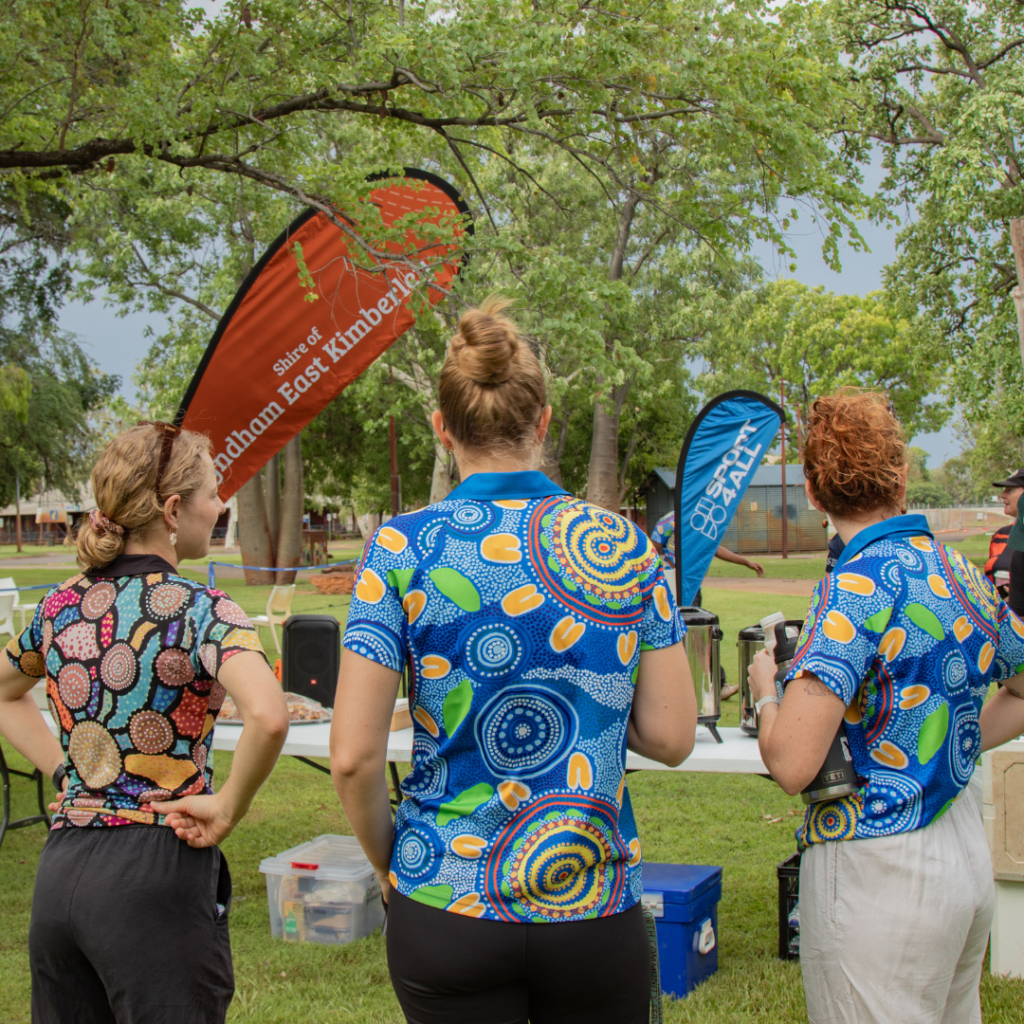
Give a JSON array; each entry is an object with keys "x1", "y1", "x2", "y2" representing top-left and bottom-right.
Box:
[
  {"x1": 0, "y1": 576, "x2": 38, "y2": 632},
  {"x1": 0, "y1": 592, "x2": 18, "y2": 640},
  {"x1": 249, "y1": 584, "x2": 295, "y2": 654},
  {"x1": 0, "y1": 577, "x2": 30, "y2": 633}
]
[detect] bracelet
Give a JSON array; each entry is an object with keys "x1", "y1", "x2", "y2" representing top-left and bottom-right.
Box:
[
  {"x1": 51, "y1": 764, "x2": 68, "y2": 792},
  {"x1": 755, "y1": 695, "x2": 781, "y2": 715}
]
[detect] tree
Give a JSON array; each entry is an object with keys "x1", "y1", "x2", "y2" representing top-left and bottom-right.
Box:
[
  {"x1": 1, "y1": 0, "x2": 873, "y2": 516},
  {"x1": 697, "y1": 279, "x2": 949, "y2": 451},
  {"x1": 832, "y1": 0, "x2": 1024, "y2": 458},
  {"x1": 0, "y1": 190, "x2": 117, "y2": 503},
  {"x1": 933, "y1": 455, "x2": 983, "y2": 506}
]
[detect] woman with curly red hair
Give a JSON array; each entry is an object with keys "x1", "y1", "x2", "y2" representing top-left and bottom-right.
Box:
[{"x1": 749, "y1": 390, "x2": 1024, "y2": 1023}]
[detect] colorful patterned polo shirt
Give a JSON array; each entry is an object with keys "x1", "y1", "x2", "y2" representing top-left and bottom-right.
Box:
[
  {"x1": 343, "y1": 471, "x2": 685, "y2": 923},
  {"x1": 6, "y1": 553, "x2": 265, "y2": 829},
  {"x1": 650, "y1": 511, "x2": 676, "y2": 568},
  {"x1": 785, "y1": 515, "x2": 1024, "y2": 847}
]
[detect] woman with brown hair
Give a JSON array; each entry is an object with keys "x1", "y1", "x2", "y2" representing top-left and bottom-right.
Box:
[
  {"x1": 331, "y1": 297, "x2": 697, "y2": 1024},
  {"x1": 748, "y1": 390, "x2": 1024, "y2": 1023},
  {"x1": 0, "y1": 422, "x2": 289, "y2": 1023}
]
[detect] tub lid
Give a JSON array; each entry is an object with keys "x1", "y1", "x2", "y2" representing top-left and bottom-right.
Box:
[
  {"x1": 259, "y1": 834, "x2": 376, "y2": 882},
  {"x1": 738, "y1": 624, "x2": 765, "y2": 640},
  {"x1": 677, "y1": 606, "x2": 719, "y2": 626},
  {"x1": 642, "y1": 863, "x2": 722, "y2": 905}
]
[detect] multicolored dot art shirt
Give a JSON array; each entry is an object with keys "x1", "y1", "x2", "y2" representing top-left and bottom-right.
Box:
[
  {"x1": 343, "y1": 471, "x2": 685, "y2": 923},
  {"x1": 786, "y1": 515, "x2": 1024, "y2": 848},
  {"x1": 6, "y1": 554, "x2": 265, "y2": 829}
]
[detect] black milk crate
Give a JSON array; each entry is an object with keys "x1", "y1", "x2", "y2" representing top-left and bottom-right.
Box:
[{"x1": 777, "y1": 852, "x2": 801, "y2": 960}]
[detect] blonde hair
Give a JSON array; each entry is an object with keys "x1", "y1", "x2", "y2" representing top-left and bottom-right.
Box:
[
  {"x1": 438, "y1": 296, "x2": 546, "y2": 460},
  {"x1": 77, "y1": 424, "x2": 213, "y2": 570}
]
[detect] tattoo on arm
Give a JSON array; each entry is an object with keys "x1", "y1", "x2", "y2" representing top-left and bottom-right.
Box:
[
  {"x1": 803, "y1": 677, "x2": 836, "y2": 698},
  {"x1": 1005, "y1": 683, "x2": 1024, "y2": 699}
]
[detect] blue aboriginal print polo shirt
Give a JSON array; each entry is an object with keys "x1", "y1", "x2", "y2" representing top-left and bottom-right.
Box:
[
  {"x1": 785, "y1": 515, "x2": 1024, "y2": 847},
  {"x1": 343, "y1": 471, "x2": 685, "y2": 923},
  {"x1": 649, "y1": 511, "x2": 676, "y2": 568}
]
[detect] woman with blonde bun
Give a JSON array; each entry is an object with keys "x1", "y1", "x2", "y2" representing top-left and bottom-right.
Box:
[
  {"x1": 0, "y1": 421, "x2": 289, "y2": 1024},
  {"x1": 331, "y1": 297, "x2": 697, "y2": 1024}
]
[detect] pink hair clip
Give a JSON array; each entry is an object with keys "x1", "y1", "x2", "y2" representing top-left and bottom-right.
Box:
[{"x1": 89, "y1": 509, "x2": 124, "y2": 537}]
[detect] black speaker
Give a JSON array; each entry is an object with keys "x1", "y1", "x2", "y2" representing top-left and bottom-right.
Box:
[{"x1": 282, "y1": 614, "x2": 340, "y2": 708}]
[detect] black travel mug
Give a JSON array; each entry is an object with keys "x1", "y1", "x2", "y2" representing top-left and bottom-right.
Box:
[{"x1": 773, "y1": 621, "x2": 859, "y2": 805}]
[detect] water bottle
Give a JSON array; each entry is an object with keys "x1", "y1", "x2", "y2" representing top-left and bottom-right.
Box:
[{"x1": 773, "y1": 621, "x2": 859, "y2": 805}]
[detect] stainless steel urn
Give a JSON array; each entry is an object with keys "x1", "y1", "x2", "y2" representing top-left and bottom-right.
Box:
[
  {"x1": 737, "y1": 623, "x2": 766, "y2": 736},
  {"x1": 679, "y1": 606, "x2": 723, "y2": 743}
]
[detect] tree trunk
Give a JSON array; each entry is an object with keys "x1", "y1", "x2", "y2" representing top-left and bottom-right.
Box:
[
  {"x1": 276, "y1": 433, "x2": 304, "y2": 584},
  {"x1": 265, "y1": 452, "x2": 281, "y2": 542},
  {"x1": 429, "y1": 443, "x2": 454, "y2": 504},
  {"x1": 586, "y1": 194, "x2": 640, "y2": 511},
  {"x1": 236, "y1": 473, "x2": 275, "y2": 585},
  {"x1": 1010, "y1": 218, "x2": 1024, "y2": 372}
]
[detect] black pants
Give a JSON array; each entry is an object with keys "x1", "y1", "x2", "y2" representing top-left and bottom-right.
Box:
[
  {"x1": 29, "y1": 826, "x2": 234, "y2": 1024},
  {"x1": 386, "y1": 890, "x2": 650, "y2": 1024}
]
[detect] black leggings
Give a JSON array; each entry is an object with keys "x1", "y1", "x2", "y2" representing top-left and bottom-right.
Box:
[{"x1": 386, "y1": 890, "x2": 650, "y2": 1024}]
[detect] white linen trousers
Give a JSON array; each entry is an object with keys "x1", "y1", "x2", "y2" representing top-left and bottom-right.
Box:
[{"x1": 799, "y1": 788, "x2": 994, "y2": 1024}]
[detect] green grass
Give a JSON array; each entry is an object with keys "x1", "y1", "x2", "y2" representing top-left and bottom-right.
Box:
[
  {"x1": 3, "y1": 541, "x2": 1022, "y2": 1022},
  {"x1": 4, "y1": 736, "x2": 1022, "y2": 1023}
]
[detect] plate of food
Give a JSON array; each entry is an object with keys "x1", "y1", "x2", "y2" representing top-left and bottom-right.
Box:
[{"x1": 217, "y1": 691, "x2": 332, "y2": 725}]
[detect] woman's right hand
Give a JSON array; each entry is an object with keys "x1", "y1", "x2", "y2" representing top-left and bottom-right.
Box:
[
  {"x1": 377, "y1": 869, "x2": 392, "y2": 905},
  {"x1": 151, "y1": 792, "x2": 238, "y2": 849}
]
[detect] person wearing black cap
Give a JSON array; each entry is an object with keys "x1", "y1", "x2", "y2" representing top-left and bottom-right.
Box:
[{"x1": 993, "y1": 468, "x2": 1024, "y2": 616}]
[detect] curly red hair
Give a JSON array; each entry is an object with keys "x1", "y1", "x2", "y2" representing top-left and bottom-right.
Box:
[{"x1": 803, "y1": 390, "x2": 906, "y2": 519}]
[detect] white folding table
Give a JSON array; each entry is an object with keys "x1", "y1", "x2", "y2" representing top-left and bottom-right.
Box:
[{"x1": 210, "y1": 721, "x2": 768, "y2": 776}]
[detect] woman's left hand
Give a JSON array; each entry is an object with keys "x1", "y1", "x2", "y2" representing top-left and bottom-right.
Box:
[
  {"x1": 748, "y1": 648, "x2": 778, "y2": 703},
  {"x1": 151, "y1": 793, "x2": 237, "y2": 849}
]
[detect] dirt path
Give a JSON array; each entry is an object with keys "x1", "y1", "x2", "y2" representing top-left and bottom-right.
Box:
[{"x1": 701, "y1": 577, "x2": 818, "y2": 597}]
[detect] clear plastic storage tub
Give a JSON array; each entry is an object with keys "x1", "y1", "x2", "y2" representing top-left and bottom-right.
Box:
[{"x1": 259, "y1": 834, "x2": 384, "y2": 946}]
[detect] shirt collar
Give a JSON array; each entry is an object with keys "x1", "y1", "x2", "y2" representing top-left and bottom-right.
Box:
[
  {"x1": 86, "y1": 553, "x2": 178, "y2": 579},
  {"x1": 446, "y1": 471, "x2": 570, "y2": 501},
  {"x1": 833, "y1": 514, "x2": 933, "y2": 573}
]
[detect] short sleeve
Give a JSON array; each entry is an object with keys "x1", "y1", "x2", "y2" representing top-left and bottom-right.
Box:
[
  {"x1": 639, "y1": 559, "x2": 686, "y2": 652},
  {"x1": 342, "y1": 525, "x2": 410, "y2": 671},
  {"x1": 6, "y1": 598, "x2": 47, "y2": 677},
  {"x1": 785, "y1": 566, "x2": 893, "y2": 705},
  {"x1": 650, "y1": 518, "x2": 668, "y2": 546},
  {"x1": 992, "y1": 599, "x2": 1024, "y2": 682},
  {"x1": 192, "y1": 589, "x2": 266, "y2": 679}
]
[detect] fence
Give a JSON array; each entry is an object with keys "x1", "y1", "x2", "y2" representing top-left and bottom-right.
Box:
[{"x1": 906, "y1": 506, "x2": 1010, "y2": 533}]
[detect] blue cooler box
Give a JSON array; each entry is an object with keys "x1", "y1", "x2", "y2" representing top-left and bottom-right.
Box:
[{"x1": 641, "y1": 863, "x2": 722, "y2": 999}]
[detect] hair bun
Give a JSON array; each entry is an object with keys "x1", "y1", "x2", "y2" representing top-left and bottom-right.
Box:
[{"x1": 453, "y1": 299, "x2": 520, "y2": 386}]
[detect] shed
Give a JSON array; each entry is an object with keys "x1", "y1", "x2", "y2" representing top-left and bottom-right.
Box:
[{"x1": 643, "y1": 464, "x2": 826, "y2": 555}]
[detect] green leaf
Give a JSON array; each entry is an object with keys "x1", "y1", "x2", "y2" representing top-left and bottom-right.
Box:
[
  {"x1": 905, "y1": 603, "x2": 945, "y2": 641},
  {"x1": 443, "y1": 678, "x2": 474, "y2": 736},
  {"x1": 917, "y1": 703, "x2": 949, "y2": 766},
  {"x1": 864, "y1": 607, "x2": 892, "y2": 633},
  {"x1": 436, "y1": 783, "x2": 494, "y2": 826},
  {"x1": 408, "y1": 884, "x2": 454, "y2": 909},
  {"x1": 387, "y1": 568, "x2": 416, "y2": 599},
  {"x1": 428, "y1": 568, "x2": 480, "y2": 612}
]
